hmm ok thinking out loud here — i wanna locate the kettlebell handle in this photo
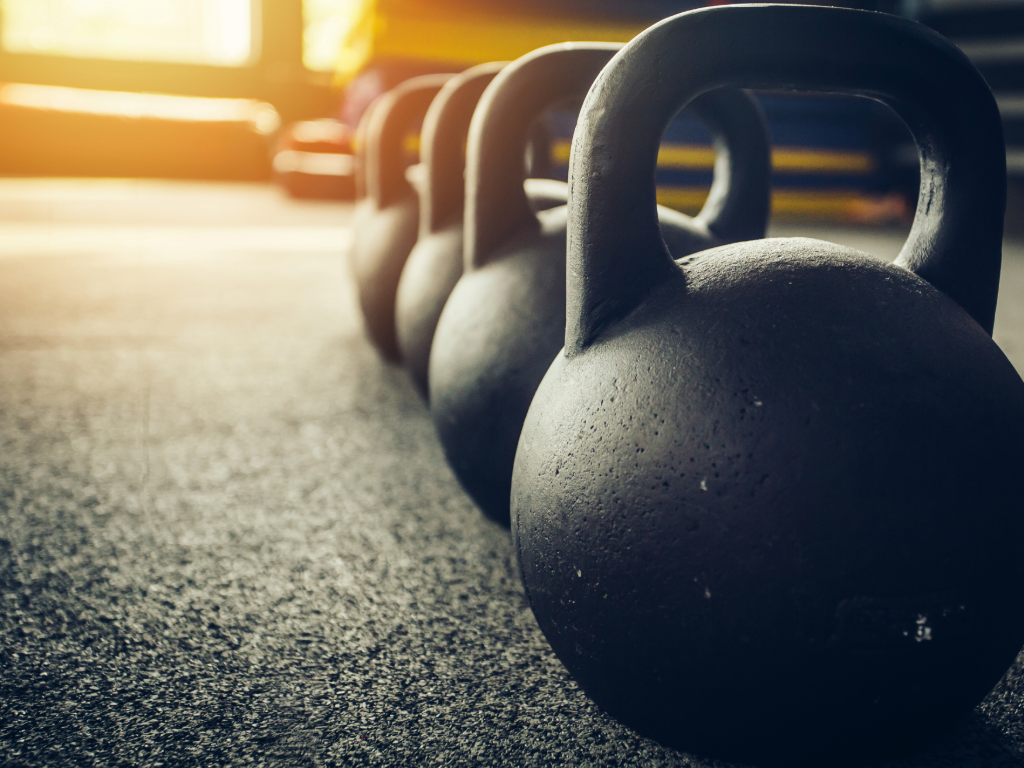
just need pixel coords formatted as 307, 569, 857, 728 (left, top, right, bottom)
465, 44, 619, 270
421, 63, 507, 236
366, 74, 454, 209
466, 43, 771, 271
566, 4, 1006, 352
353, 93, 383, 202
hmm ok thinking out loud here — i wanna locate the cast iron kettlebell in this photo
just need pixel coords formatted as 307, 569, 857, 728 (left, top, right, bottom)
347, 93, 384, 264
350, 73, 454, 361
430, 42, 771, 525
394, 62, 572, 399
512, 6, 1024, 767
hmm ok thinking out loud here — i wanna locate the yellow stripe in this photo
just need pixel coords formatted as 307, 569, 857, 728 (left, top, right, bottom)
655, 186, 910, 223
552, 141, 874, 174
373, 17, 644, 66
773, 148, 875, 174
654, 187, 711, 214
551, 143, 569, 164
657, 145, 717, 169
552, 142, 718, 168
769, 189, 908, 221
335, 0, 646, 84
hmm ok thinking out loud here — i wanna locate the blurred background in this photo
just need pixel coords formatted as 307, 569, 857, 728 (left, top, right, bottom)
0, 0, 1018, 225
5, 6, 1024, 765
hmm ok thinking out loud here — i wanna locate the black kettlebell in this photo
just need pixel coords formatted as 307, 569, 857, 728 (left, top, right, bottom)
350, 73, 454, 361
394, 62, 572, 400
430, 42, 771, 525
512, 6, 1024, 767
347, 93, 383, 263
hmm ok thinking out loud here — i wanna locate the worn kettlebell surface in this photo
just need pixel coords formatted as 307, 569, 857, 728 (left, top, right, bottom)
430, 42, 770, 527
1, 180, 1024, 766
510, 6, 1024, 766
514, 237, 1024, 765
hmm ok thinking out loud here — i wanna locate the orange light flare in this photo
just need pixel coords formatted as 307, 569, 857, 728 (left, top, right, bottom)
0, 84, 280, 180
0, 84, 280, 133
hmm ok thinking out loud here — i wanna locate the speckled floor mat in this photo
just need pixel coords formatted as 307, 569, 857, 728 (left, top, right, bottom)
1, 180, 1022, 767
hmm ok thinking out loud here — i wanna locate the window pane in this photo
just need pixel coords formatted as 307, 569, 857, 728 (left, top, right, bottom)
2, 0, 254, 66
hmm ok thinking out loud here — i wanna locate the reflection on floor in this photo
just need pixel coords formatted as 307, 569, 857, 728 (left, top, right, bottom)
0, 179, 1020, 371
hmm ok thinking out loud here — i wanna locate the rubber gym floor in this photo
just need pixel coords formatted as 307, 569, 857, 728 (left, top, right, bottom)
2, 179, 1023, 767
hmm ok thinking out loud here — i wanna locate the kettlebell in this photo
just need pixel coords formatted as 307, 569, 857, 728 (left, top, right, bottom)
511, 6, 1024, 767
350, 73, 454, 361
347, 93, 384, 263
430, 42, 771, 525
394, 62, 572, 400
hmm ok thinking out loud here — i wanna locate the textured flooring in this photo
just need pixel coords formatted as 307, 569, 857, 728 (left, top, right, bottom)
1, 179, 1023, 767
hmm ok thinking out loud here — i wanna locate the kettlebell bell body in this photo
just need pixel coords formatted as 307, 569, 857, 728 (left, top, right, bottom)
512, 7, 1024, 766
395, 63, 572, 399
430, 43, 771, 525
350, 73, 454, 361
396, 180, 568, 400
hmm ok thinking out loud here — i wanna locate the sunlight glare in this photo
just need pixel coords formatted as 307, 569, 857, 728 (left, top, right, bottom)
303, 0, 361, 72
1, 0, 254, 66
0, 83, 281, 134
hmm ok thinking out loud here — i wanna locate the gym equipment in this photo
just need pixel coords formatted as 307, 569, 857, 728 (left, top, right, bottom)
394, 62, 571, 399
430, 42, 771, 525
350, 74, 454, 360
511, 6, 1024, 766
